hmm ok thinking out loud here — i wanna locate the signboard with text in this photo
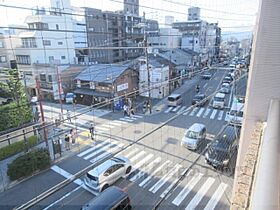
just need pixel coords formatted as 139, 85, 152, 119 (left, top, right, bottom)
117, 83, 128, 92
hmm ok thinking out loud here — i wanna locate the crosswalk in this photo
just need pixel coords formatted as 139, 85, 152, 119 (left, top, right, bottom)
73, 140, 230, 209
165, 106, 227, 121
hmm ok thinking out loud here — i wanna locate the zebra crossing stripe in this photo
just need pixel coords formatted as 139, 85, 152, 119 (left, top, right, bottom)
164, 107, 173, 113
204, 183, 228, 210
109, 121, 123, 126
129, 157, 161, 183
196, 108, 205, 117
185, 177, 215, 209
190, 107, 199, 116
95, 126, 110, 131
100, 124, 115, 128
172, 173, 203, 206
139, 160, 172, 188
83, 140, 119, 160
130, 151, 146, 162
132, 114, 143, 118
120, 148, 139, 159
130, 154, 154, 174
90, 143, 124, 163
177, 106, 186, 114
171, 105, 181, 112
77, 140, 109, 157
210, 109, 218, 119
203, 108, 211, 118
217, 110, 224, 120
114, 120, 128, 124
119, 118, 134, 122
124, 116, 137, 120
149, 164, 182, 194
51, 165, 83, 186
183, 109, 190, 116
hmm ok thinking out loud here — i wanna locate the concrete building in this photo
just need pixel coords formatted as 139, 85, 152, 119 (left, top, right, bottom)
148, 28, 181, 49
165, 16, 174, 28
124, 0, 139, 16
188, 7, 201, 21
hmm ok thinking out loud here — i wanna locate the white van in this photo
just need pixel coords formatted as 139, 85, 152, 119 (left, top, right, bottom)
181, 123, 206, 150
168, 94, 182, 107
213, 93, 226, 109
225, 102, 244, 126
65, 93, 75, 104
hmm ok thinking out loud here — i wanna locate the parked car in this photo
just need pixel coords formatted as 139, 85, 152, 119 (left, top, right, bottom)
192, 94, 208, 106
205, 125, 240, 170
201, 72, 212, 80
181, 123, 206, 150
84, 156, 132, 192
220, 83, 231, 94
223, 76, 232, 84
81, 186, 132, 210
65, 92, 76, 104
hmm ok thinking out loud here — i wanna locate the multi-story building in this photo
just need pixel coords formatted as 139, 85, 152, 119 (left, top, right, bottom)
188, 7, 201, 21
124, 0, 139, 16
165, 16, 174, 28
148, 28, 181, 49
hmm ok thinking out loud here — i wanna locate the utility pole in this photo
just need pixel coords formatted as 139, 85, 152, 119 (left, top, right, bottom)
143, 12, 152, 114
35, 77, 48, 147
56, 65, 63, 118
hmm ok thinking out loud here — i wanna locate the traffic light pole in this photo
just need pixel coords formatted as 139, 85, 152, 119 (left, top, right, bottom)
56, 65, 64, 118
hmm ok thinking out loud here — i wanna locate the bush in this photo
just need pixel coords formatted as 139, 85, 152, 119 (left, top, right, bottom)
0, 136, 38, 161
7, 148, 51, 181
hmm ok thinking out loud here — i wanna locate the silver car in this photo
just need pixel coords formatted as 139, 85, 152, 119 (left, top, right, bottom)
84, 156, 132, 192
181, 123, 206, 150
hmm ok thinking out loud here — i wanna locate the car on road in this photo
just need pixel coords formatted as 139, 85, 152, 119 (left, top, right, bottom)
205, 125, 240, 171
212, 93, 226, 109
81, 186, 132, 210
201, 72, 212, 79
167, 94, 182, 107
65, 92, 76, 104
225, 101, 244, 126
220, 83, 231, 94
181, 123, 206, 150
223, 76, 232, 84
84, 156, 132, 192
192, 94, 208, 106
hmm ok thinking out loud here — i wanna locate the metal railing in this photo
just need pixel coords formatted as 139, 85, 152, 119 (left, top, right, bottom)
251, 99, 280, 210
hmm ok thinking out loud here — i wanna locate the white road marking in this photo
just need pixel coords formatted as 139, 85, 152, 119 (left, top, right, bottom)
130, 151, 146, 162
185, 177, 215, 209
196, 108, 205, 117
130, 153, 154, 174
120, 148, 139, 159
210, 109, 218, 119
95, 126, 110, 131
108, 121, 122, 126
182, 109, 190, 116
101, 124, 115, 128
171, 105, 181, 113
90, 143, 124, 163
63, 123, 88, 131
217, 110, 224, 120
132, 114, 143, 118
164, 107, 173, 113
190, 107, 199, 116
83, 140, 119, 160
119, 118, 134, 122
139, 160, 172, 188
77, 140, 109, 157
203, 108, 211, 118
149, 164, 182, 194
129, 157, 161, 182
203, 83, 208, 89
114, 120, 128, 124
51, 165, 83, 186
172, 173, 203, 206
177, 106, 186, 114
124, 116, 137, 120
204, 183, 228, 210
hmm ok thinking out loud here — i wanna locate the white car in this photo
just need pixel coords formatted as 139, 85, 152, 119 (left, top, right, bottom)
84, 156, 132, 192
220, 83, 231, 94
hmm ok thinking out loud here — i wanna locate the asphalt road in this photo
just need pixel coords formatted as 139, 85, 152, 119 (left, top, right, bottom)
0, 67, 248, 210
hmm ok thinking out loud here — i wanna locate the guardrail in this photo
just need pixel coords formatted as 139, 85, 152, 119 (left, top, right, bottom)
251, 99, 280, 210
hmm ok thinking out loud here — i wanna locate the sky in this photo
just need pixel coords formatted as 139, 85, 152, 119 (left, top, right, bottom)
0, 0, 259, 39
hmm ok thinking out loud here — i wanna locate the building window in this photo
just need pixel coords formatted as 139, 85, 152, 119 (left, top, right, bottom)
48, 75, 52, 82
43, 40, 51, 46
61, 56, 66, 59
0, 41, 4, 48
49, 56, 54, 63
16, 55, 31, 65
58, 41, 63, 45
22, 38, 37, 48
0, 56, 6, 63
40, 73, 46, 82
56, 24, 59, 30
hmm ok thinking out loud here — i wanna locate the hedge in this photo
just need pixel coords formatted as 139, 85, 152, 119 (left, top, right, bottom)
0, 136, 38, 161
7, 148, 51, 181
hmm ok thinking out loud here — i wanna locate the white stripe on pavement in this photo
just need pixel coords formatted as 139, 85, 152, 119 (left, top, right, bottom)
185, 177, 215, 209
83, 140, 119, 160
196, 108, 205, 117
189, 107, 199, 116
217, 110, 224, 121
51, 165, 83, 186
172, 173, 203, 206
164, 107, 173, 113
120, 148, 139, 159
139, 160, 172, 188
204, 183, 228, 210
95, 126, 110, 131
171, 105, 181, 113
149, 164, 182, 194
177, 106, 186, 114
183, 109, 190, 116
119, 118, 134, 122
109, 121, 123, 126
101, 124, 115, 128
210, 109, 218, 119
130, 151, 146, 162
77, 140, 109, 157
63, 123, 88, 131
124, 116, 137, 120
130, 157, 161, 183
203, 108, 211, 118
114, 120, 128, 124
132, 114, 143, 118
130, 153, 154, 174
90, 143, 124, 163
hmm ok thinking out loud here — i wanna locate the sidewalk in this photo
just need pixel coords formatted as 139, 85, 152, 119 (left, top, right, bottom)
145, 76, 201, 115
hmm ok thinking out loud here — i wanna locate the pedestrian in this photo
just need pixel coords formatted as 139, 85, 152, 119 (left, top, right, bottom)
66, 110, 71, 123
89, 123, 95, 141
65, 134, 70, 150
130, 106, 135, 115
196, 84, 200, 93
123, 104, 128, 116
70, 128, 77, 145
147, 101, 152, 114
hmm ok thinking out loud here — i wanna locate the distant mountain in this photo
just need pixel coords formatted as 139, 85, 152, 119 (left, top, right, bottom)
222, 31, 253, 41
